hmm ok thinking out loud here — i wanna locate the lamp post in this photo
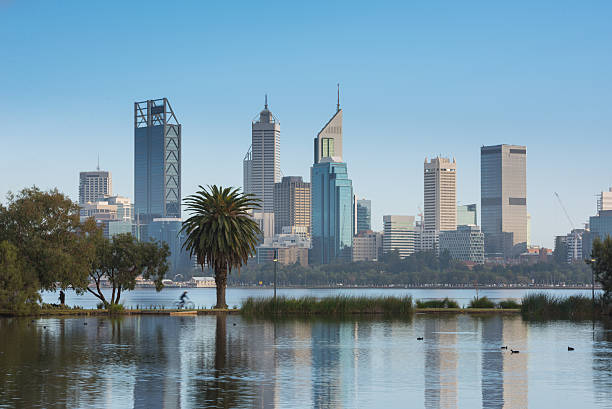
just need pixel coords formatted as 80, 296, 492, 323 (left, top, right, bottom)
591, 258, 596, 306
273, 249, 278, 303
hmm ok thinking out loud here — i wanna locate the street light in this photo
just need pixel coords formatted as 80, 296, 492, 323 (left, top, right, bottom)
591, 258, 596, 306
273, 249, 278, 303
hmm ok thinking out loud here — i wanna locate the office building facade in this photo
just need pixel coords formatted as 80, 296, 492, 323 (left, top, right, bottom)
457, 204, 477, 226
383, 215, 417, 258
352, 230, 383, 261
246, 98, 281, 213
274, 176, 311, 236
424, 157, 457, 232
311, 162, 354, 264
79, 171, 112, 204
355, 199, 372, 234
439, 225, 485, 264
481, 144, 527, 256
134, 98, 181, 224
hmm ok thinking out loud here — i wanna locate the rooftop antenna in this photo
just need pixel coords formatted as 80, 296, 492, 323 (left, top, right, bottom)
337, 83, 340, 112
264, 94, 268, 110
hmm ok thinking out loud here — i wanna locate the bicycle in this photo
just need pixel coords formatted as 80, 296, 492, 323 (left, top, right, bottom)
174, 300, 195, 310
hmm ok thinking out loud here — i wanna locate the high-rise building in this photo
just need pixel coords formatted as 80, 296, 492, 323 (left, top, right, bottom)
243, 146, 252, 196
79, 170, 112, 204
424, 157, 457, 232
457, 204, 477, 226
355, 199, 372, 235
134, 98, 181, 224
481, 144, 527, 256
311, 91, 353, 264
598, 187, 612, 212
79, 195, 133, 239
439, 225, 485, 264
383, 215, 417, 258
313, 87, 342, 164
274, 176, 311, 236
352, 230, 383, 261
311, 162, 354, 264
248, 97, 281, 213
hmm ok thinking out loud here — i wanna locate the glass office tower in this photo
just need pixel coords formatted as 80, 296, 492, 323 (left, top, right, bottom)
481, 144, 527, 257
311, 161, 354, 264
134, 98, 181, 226
356, 199, 371, 234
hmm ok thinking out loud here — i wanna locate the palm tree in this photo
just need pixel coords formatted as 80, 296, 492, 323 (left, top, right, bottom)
181, 185, 261, 308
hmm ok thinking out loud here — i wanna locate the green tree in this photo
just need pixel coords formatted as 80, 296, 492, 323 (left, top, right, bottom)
87, 232, 170, 307
589, 236, 612, 303
181, 185, 261, 308
0, 187, 92, 292
0, 241, 40, 312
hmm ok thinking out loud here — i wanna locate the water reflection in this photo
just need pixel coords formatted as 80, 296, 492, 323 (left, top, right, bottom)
0, 315, 610, 408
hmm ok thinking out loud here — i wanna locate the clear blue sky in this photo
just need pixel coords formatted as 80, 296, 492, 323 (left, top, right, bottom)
1, 0, 611, 247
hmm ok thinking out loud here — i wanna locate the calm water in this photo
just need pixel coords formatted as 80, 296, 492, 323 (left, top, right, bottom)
41, 287, 599, 309
0, 314, 610, 408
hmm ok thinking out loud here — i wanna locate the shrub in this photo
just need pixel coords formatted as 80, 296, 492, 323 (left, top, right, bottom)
415, 298, 459, 309
107, 303, 125, 314
498, 299, 521, 309
468, 296, 495, 308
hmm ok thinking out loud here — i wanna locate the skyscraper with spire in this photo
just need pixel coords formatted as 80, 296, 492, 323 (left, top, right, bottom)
243, 96, 280, 237
311, 85, 354, 264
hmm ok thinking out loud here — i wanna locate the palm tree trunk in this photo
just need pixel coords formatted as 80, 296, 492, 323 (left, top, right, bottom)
214, 268, 228, 309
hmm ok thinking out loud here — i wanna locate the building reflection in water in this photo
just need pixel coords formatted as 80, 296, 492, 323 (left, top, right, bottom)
480, 315, 528, 409
593, 320, 612, 405
424, 317, 457, 409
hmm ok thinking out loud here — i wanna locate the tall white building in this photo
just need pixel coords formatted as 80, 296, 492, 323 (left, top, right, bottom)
424, 157, 457, 232
79, 170, 112, 204
383, 215, 417, 258
247, 97, 281, 214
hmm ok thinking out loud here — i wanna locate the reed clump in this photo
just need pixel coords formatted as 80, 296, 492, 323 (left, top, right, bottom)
521, 293, 599, 320
241, 295, 413, 316
415, 298, 460, 309
468, 296, 496, 309
498, 299, 521, 309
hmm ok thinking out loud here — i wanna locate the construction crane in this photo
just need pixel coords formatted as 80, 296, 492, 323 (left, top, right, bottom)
554, 192, 575, 229
554, 192, 579, 262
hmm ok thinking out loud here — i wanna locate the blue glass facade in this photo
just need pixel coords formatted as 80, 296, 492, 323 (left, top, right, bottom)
134, 99, 181, 225
148, 218, 191, 275
311, 161, 354, 264
356, 199, 371, 234
590, 210, 612, 240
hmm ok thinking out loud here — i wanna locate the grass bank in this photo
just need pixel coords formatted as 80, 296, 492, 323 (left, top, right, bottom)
520, 293, 607, 320
241, 295, 414, 316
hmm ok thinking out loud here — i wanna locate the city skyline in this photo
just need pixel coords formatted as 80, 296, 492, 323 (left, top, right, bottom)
2, 1, 612, 248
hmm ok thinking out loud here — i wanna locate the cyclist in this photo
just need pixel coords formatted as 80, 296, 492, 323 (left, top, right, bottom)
178, 291, 189, 309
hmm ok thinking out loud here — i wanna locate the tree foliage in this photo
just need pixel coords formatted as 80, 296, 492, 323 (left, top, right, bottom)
0, 187, 92, 291
87, 231, 170, 307
589, 235, 612, 302
0, 241, 41, 312
181, 185, 261, 308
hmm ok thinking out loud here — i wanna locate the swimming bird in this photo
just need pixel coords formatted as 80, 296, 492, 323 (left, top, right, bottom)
511, 349, 519, 354
568, 346, 574, 351
84, 322, 88, 325
417, 337, 424, 340
501, 346, 508, 350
